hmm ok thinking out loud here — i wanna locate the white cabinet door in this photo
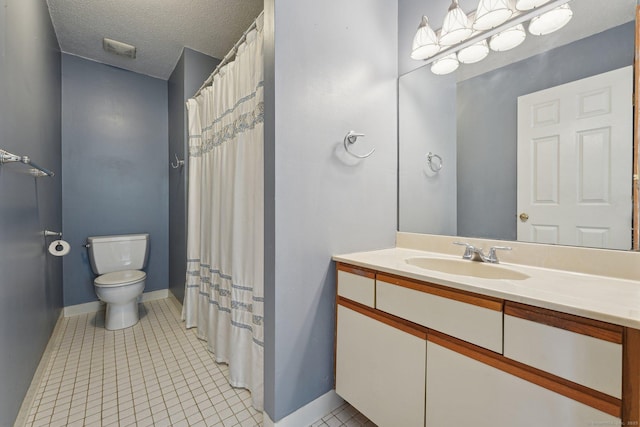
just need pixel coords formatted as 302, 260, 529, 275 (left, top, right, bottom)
426, 340, 621, 427
336, 304, 426, 427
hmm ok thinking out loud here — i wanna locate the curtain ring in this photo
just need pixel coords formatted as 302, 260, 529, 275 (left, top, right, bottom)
426, 152, 443, 173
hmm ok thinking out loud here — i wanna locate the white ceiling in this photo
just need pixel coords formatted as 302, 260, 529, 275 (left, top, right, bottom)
46, 0, 264, 80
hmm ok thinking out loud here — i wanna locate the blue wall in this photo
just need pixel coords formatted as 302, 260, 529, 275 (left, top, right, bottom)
0, 1, 62, 425
168, 48, 219, 303
168, 51, 186, 302
264, 0, 398, 421
62, 54, 169, 306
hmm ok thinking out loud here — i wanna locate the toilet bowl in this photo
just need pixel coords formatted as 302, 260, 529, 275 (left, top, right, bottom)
87, 233, 149, 330
94, 270, 146, 330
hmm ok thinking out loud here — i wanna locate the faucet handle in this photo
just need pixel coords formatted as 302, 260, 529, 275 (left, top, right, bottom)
453, 241, 472, 247
488, 246, 512, 263
453, 241, 475, 259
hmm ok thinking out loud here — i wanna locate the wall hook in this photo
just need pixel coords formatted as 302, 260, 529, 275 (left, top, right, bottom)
343, 130, 375, 159
170, 153, 185, 169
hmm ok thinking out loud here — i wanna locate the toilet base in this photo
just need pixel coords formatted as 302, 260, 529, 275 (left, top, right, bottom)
105, 300, 140, 330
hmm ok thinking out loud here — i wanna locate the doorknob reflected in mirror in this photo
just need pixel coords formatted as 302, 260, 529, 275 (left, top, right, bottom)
519, 213, 529, 222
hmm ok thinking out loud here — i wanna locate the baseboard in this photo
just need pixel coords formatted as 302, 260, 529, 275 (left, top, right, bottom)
167, 290, 183, 315
63, 300, 104, 317
140, 289, 169, 303
14, 310, 66, 427
262, 390, 344, 427
63, 289, 170, 317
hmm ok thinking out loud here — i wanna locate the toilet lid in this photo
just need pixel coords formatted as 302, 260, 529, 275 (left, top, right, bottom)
95, 270, 146, 287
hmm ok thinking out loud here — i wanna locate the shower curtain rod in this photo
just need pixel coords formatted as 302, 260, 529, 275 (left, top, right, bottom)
194, 10, 264, 98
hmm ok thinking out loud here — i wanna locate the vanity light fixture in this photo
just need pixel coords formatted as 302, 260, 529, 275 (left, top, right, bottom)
411, 16, 440, 60
473, 0, 515, 31
431, 53, 460, 75
528, 3, 573, 35
410, 0, 572, 75
515, 0, 551, 11
458, 40, 490, 63
489, 23, 527, 51
440, 0, 473, 46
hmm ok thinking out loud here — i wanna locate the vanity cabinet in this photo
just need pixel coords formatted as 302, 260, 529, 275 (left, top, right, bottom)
334, 262, 636, 427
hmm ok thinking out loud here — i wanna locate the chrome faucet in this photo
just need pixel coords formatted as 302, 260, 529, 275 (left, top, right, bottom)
453, 242, 511, 263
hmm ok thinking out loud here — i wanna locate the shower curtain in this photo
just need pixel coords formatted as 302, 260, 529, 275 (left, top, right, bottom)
183, 14, 264, 411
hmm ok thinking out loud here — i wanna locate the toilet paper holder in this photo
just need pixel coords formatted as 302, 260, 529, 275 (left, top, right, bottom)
44, 230, 62, 238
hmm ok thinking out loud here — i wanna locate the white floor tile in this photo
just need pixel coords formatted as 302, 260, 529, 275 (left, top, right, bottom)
19, 297, 373, 427
20, 299, 262, 427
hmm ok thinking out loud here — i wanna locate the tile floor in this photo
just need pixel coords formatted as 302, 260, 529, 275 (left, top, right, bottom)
20, 297, 373, 427
22, 298, 261, 427
313, 403, 376, 426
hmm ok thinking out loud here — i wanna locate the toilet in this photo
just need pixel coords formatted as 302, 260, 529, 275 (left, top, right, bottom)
87, 233, 149, 330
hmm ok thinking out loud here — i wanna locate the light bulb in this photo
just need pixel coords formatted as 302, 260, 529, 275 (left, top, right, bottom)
440, 0, 473, 46
528, 4, 573, 35
515, 0, 550, 11
457, 40, 489, 64
411, 16, 440, 60
473, 0, 514, 31
490, 23, 526, 51
431, 53, 459, 75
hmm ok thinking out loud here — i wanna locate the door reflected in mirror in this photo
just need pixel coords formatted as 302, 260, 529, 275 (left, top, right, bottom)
398, 0, 637, 251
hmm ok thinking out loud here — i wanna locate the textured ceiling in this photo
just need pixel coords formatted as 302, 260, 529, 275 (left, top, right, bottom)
46, 0, 264, 80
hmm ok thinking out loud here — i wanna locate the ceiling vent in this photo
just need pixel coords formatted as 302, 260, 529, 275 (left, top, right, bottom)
102, 38, 137, 59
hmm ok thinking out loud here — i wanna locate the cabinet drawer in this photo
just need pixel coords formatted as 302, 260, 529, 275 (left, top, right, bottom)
337, 264, 375, 308
504, 302, 623, 398
376, 274, 503, 353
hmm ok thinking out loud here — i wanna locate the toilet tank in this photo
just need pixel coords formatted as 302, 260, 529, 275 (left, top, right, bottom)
87, 233, 149, 275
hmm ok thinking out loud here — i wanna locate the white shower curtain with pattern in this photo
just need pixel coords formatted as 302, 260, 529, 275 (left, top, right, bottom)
183, 15, 264, 411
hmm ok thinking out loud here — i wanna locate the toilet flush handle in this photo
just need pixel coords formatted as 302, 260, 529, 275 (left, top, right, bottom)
83, 243, 91, 248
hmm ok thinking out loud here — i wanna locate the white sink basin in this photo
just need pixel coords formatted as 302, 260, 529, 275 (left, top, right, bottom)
405, 257, 529, 281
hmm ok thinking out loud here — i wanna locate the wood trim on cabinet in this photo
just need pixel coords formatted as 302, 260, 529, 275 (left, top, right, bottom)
504, 301, 623, 344
333, 265, 339, 387
633, 4, 640, 250
337, 296, 428, 340
336, 263, 376, 280
428, 330, 622, 418
376, 272, 503, 312
623, 327, 640, 425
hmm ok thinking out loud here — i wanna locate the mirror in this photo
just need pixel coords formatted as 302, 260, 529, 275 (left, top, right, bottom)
398, 0, 637, 250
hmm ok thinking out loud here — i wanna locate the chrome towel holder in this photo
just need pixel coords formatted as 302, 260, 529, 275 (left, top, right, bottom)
426, 152, 443, 173
343, 130, 375, 159
0, 148, 55, 177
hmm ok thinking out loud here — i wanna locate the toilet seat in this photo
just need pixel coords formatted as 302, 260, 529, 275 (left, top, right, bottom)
95, 270, 146, 287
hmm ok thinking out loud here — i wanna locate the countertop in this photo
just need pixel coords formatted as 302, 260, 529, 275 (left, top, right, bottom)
333, 247, 640, 329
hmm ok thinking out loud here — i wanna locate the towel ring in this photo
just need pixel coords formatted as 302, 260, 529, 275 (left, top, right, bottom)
426, 152, 443, 173
343, 130, 375, 159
